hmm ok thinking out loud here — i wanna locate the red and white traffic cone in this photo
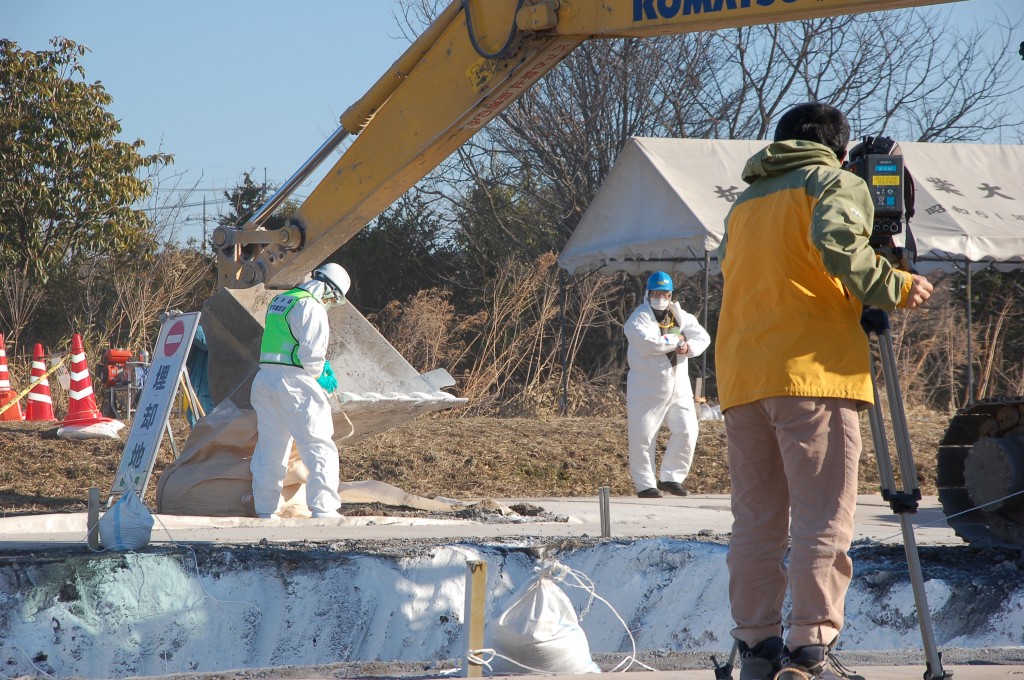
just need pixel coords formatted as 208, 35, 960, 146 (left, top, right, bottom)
0, 333, 23, 421
25, 343, 56, 422
60, 333, 113, 427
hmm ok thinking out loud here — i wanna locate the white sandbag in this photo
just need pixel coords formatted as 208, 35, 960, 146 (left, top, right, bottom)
487, 564, 601, 675
57, 420, 124, 440
98, 488, 154, 551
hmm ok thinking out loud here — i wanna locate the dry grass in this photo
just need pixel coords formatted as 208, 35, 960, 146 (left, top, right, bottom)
0, 419, 191, 515
0, 406, 950, 516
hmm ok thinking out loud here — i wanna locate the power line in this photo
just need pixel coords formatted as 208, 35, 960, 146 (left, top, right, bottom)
150, 186, 228, 193
137, 193, 309, 213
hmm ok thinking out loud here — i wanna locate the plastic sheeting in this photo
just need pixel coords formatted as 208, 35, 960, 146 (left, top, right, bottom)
156, 400, 466, 517
558, 137, 1024, 276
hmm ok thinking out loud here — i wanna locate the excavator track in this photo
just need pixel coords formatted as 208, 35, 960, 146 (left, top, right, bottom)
936, 398, 1024, 547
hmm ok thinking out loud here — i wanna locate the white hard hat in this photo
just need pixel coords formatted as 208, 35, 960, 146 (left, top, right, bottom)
312, 263, 351, 298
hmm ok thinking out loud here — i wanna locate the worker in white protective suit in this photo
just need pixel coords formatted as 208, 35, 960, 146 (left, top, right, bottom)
250, 263, 350, 519
624, 271, 711, 498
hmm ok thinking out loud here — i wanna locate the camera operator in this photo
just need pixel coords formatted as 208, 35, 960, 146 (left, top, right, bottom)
715, 102, 932, 680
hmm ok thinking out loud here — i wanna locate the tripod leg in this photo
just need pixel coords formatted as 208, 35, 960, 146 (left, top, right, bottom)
711, 639, 738, 680
871, 327, 949, 680
866, 373, 898, 498
876, 333, 921, 492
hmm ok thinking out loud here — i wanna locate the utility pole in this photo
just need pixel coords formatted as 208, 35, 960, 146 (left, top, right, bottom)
202, 196, 208, 254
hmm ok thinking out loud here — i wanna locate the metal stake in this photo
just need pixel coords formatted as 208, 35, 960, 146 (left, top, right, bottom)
599, 486, 611, 538
87, 487, 100, 550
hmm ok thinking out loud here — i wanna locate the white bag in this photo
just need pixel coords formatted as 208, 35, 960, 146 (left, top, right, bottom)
57, 420, 125, 440
487, 565, 601, 674
98, 488, 154, 551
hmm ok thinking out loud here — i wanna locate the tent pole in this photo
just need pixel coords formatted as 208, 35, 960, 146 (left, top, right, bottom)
559, 269, 569, 416
702, 251, 710, 390
966, 259, 974, 407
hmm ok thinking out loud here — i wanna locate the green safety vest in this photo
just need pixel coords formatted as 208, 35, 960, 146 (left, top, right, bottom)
259, 288, 313, 367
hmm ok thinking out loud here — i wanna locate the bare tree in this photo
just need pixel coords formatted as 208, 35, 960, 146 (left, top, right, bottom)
478, 8, 1022, 234
386, 2, 1024, 409
706, 12, 1023, 143
0, 270, 45, 351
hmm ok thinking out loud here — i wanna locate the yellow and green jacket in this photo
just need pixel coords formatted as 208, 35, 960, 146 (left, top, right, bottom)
716, 140, 912, 410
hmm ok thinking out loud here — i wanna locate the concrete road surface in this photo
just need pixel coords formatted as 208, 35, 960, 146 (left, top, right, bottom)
0, 494, 968, 549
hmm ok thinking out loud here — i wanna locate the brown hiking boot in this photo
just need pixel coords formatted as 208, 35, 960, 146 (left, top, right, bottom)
737, 636, 784, 680
774, 645, 837, 680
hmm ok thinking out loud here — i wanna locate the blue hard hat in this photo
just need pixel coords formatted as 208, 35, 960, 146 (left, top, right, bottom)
646, 271, 673, 292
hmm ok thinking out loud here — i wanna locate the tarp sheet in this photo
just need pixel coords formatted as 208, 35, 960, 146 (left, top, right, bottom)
558, 137, 1024, 275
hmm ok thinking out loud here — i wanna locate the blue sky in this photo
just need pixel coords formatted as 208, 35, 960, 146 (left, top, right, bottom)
5, 0, 1023, 245
5, 1, 408, 243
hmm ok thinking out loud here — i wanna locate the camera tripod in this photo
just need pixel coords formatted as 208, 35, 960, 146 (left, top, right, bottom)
861, 307, 949, 680
714, 308, 950, 680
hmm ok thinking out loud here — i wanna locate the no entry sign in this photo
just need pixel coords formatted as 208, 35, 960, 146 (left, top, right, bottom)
163, 320, 186, 357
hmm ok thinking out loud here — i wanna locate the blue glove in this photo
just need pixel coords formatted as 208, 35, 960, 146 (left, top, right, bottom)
317, 360, 338, 394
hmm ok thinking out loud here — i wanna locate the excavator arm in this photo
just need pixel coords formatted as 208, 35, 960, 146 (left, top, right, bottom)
213, 0, 960, 290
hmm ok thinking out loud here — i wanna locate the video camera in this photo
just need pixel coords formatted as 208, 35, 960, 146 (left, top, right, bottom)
843, 135, 917, 271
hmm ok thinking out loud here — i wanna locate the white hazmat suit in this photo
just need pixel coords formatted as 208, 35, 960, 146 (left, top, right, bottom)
624, 299, 711, 493
250, 279, 341, 517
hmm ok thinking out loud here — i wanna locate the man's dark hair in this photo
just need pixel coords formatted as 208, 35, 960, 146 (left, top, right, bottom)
774, 102, 851, 161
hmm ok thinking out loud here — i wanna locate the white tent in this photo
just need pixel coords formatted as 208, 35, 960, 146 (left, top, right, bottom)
558, 137, 1024, 276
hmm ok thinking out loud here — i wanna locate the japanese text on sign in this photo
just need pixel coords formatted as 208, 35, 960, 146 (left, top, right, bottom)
110, 313, 200, 500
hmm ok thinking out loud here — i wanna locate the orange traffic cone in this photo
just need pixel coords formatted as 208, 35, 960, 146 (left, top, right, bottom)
0, 333, 23, 421
25, 343, 56, 422
60, 333, 113, 427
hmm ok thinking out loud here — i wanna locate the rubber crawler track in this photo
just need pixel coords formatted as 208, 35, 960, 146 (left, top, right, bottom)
936, 398, 1024, 546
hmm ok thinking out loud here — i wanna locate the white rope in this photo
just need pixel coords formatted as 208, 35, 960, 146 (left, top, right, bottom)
68, 502, 265, 674
868, 487, 1024, 545
464, 647, 569, 675
80, 500, 263, 620
151, 512, 265, 621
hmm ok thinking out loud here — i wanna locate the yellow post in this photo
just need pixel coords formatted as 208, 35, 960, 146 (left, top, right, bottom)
463, 560, 488, 678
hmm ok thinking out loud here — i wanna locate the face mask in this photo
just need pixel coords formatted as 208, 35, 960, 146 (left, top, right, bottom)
650, 297, 670, 311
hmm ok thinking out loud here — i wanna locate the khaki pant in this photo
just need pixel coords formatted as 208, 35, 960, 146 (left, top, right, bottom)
725, 397, 860, 650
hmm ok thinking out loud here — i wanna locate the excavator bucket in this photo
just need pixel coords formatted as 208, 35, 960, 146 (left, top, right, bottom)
200, 285, 465, 442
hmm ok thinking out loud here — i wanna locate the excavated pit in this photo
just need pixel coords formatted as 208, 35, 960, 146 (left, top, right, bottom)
2, 536, 1023, 678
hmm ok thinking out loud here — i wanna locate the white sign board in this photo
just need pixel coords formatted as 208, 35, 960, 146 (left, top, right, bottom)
110, 311, 200, 500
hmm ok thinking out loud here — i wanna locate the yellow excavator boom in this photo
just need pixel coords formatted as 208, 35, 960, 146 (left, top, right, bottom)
213, 0, 960, 290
